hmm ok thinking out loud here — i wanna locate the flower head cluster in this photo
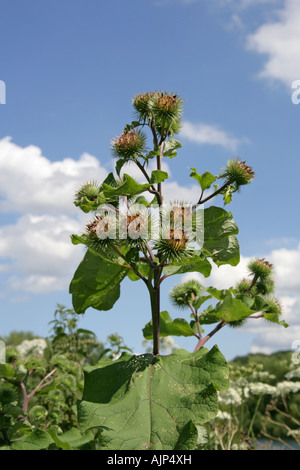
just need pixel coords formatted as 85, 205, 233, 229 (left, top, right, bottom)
236, 275, 275, 297
154, 202, 196, 263
119, 204, 155, 247
149, 91, 183, 136
248, 258, 273, 281
264, 297, 282, 317
219, 159, 255, 189
85, 212, 117, 250
169, 279, 203, 310
133, 90, 183, 137
132, 92, 156, 120
111, 129, 147, 161
75, 181, 99, 201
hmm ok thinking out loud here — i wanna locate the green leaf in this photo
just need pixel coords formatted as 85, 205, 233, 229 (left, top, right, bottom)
74, 193, 107, 213
175, 421, 199, 450
142, 311, 198, 339
204, 235, 240, 267
124, 120, 141, 132
251, 295, 270, 312
162, 139, 182, 158
0, 363, 16, 379
146, 149, 160, 159
235, 294, 255, 309
70, 234, 130, 266
213, 293, 254, 322
76, 328, 96, 337
47, 427, 95, 450
202, 206, 240, 266
150, 169, 169, 184
189, 169, 216, 191
78, 347, 229, 450
101, 172, 118, 188
262, 313, 289, 328
193, 294, 212, 311
222, 185, 233, 205
163, 254, 212, 278
115, 158, 127, 177
198, 305, 220, 325
102, 174, 152, 198
134, 195, 151, 207
11, 429, 54, 450
204, 206, 239, 240
69, 250, 129, 314
206, 287, 232, 300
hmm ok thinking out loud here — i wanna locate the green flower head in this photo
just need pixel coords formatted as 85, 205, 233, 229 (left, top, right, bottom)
75, 181, 100, 203
169, 279, 203, 310
111, 129, 147, 161
148, 91, 184, 136
219, 159, 255, 188
248, 257, 273, 280
132, 91, 156, 120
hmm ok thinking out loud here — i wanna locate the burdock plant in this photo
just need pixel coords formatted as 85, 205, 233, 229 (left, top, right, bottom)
69, 91, 287, 451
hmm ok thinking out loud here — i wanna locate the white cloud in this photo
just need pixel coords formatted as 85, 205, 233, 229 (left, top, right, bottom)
0, 214, 85, 293
247, 0, 300, 87
180, 121, 248, 152
0, 137, 108, 214
0, 137, 111, 294
236, 0, 281, 9
0, 137, 298, 360
0, 137, 203, 295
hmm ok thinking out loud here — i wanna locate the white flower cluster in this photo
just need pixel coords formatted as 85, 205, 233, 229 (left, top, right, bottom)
16, 338, 48, 358
251, 370, 275, 381
218, 377, 300, 404
218, 387, 242, 406
274, 381, 300, 396
285, 367, 300, 380
244, 382, 276, 397
216, 410, 232, 421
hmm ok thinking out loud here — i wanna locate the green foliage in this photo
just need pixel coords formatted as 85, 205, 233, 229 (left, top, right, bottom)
0, 305, 131, 450
78, 346, 229, 450
69, 250, 129, 314
0, 90, 282, 450
142, 310, 199, 339
204, 351, 300, 450
66, 90, 288, 450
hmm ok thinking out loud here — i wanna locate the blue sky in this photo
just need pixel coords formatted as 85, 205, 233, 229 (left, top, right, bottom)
0, 0, 299, 360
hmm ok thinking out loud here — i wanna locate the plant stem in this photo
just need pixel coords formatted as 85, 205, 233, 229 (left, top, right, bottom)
149, 276, 160, 355
188, 302, 202, 340
197, 181, 230, 205
21, 368, 57, 414
247, 393, 263, 438
245, 274, 258, 295
148, 130, 165, 356
193, 320, 226, 352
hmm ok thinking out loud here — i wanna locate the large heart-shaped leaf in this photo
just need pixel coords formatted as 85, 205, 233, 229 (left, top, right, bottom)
78, 347, 229, 450
69, 250, 129, 314
202, 206, 240, 266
